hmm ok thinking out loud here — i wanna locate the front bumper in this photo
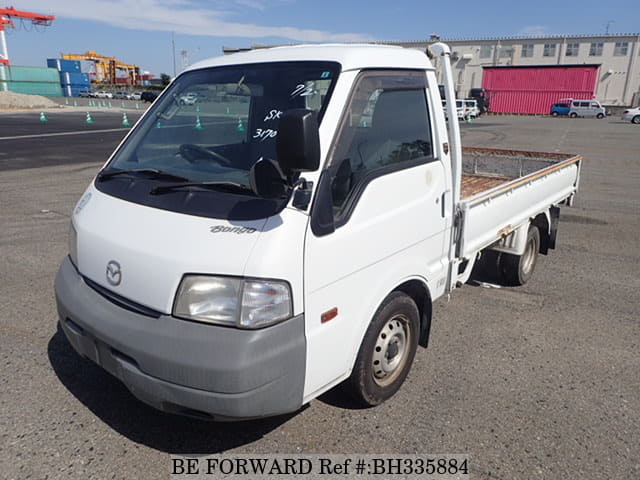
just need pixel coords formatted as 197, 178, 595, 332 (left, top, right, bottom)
54, 257, 306, 420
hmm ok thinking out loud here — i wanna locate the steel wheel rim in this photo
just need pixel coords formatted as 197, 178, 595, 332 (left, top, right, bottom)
522, 236, 537, 275
372, 314, 409, 386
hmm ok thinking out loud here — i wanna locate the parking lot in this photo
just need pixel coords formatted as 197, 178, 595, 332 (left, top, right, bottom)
1, 112, 638, 479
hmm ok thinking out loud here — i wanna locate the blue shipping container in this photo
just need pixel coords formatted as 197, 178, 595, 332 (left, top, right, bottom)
63, 85, 92, 97
59, 71, 90, 85
47, 58, 81, 73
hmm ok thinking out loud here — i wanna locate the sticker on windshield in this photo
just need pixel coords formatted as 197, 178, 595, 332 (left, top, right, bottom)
290, 83, 316, 98
253, 128, 278, 141
263, 110, 283, 122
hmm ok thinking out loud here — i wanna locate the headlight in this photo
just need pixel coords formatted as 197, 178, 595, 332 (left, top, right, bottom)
68, 222, 78, 267
173, 275, 292, 329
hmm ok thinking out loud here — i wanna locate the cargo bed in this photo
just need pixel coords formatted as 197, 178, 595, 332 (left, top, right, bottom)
457, 147, 582, 260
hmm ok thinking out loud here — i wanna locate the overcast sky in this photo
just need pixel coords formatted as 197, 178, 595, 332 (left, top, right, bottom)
4, 0, 640, 77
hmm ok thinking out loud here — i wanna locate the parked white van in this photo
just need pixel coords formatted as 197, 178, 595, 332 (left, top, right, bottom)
568, 99, 606, 118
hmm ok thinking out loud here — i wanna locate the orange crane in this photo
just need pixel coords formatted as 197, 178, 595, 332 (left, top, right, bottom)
62, 50, 139, 85
0, 6, 55, 65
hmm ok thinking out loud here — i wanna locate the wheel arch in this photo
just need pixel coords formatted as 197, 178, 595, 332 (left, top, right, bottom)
531, 211, 551, 255
395, 279, 433, 348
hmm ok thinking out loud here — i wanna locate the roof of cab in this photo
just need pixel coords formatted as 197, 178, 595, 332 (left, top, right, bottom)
187, 44, 434, 73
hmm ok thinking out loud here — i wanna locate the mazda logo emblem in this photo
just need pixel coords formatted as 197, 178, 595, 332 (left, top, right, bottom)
106, 260, 122, 286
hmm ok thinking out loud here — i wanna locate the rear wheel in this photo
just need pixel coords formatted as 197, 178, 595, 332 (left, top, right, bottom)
632, 115, 640, 124
500, 226, 540, 286
569, 112, 578, 118
347, 292, 419, 406
551, 111, 559, 117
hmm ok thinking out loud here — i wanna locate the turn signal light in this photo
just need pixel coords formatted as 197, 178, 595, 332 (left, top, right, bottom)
321, 307, 338, 323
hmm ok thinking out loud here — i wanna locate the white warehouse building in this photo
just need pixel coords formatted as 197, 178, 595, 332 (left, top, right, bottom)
226, 33, 640, 114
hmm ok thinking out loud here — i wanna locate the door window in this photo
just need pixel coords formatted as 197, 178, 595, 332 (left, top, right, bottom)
327, 71, 434, 222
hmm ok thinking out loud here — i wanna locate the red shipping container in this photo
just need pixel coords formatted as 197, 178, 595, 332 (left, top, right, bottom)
482, 65, 599, 114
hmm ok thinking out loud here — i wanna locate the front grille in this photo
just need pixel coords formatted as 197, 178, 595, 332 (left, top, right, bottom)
83, 276, 163, 318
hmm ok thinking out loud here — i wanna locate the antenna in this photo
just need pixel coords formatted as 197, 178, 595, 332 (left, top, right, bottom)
604, 20, 614, 35
181, 49, 189, 70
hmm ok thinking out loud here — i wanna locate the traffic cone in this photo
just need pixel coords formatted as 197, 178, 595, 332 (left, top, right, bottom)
195, 114, 203, 130
236, 117, 245, 132
156, 121, 162, 129
121, 102, 125, 109
65, 98, 69, 105
122, 112, 131, 127
86, 112, 94, 124
466, 115, 473, 124
39, 112, 48, 122
108, 101, 112, 109
73, 100, 78, 107
135, 103, 140, 110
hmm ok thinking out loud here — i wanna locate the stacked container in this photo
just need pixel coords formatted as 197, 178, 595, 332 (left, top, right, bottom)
0, 65, 62, 97
48, 58, 92, 97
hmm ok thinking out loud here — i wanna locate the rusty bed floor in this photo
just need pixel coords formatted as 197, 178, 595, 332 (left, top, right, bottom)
461, 174, 511, 199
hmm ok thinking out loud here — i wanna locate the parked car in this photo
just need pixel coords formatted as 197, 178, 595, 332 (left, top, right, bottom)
550, 102, 571, 116
443, 99, 473, 121
94, 91, 113, 99
568, 99, 606, 118
463, 99, 480, 118
469, 87, 490, 114
141, 90, 159, 103
78, 90, 93, 98
112, 91, 130, 100
129, 92, 142, 101
178, 92, 201, 105
621, 106, 640, 124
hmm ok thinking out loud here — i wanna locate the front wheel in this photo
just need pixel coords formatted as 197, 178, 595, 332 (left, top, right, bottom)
500, 226, 540, 286
551, 112, 559, 117
596, 113, 604, 119
346, 292, 419, 406
632, 115, 640, 124
569, 112, 578, 118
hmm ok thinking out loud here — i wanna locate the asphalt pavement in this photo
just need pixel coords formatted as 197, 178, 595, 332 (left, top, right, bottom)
0, 112, 638, 479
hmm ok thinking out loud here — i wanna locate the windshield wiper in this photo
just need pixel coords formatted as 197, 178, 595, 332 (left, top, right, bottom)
150, 181, 255, 196
98, 168, 190, 182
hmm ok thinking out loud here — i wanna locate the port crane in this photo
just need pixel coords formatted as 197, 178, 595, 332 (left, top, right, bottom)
62, 50, 139, 85
0, 6, 55, 65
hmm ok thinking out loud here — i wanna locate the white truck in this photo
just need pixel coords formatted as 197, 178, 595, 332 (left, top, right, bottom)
54, 43, 582, 420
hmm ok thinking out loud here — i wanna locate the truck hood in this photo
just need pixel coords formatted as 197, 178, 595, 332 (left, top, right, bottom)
73, 187, 267, 313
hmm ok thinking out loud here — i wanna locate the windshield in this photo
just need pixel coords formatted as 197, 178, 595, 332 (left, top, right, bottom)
95, 61, 340, 220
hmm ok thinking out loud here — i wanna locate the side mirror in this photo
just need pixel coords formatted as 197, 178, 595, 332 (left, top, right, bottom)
276, 109, 320, 173
249, 158, 289, 199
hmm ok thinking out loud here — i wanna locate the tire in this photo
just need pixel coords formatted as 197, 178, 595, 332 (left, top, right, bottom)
551, 112, 558, 117
569, 112, 578, 118
596, 113, 604, 119
632, 115, 640, 124
347, 292, 420, 407
500, 226, 540, 286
